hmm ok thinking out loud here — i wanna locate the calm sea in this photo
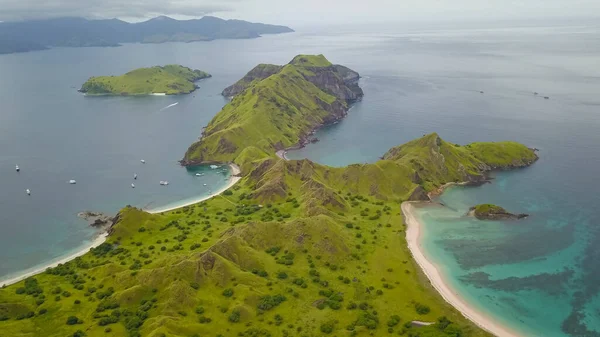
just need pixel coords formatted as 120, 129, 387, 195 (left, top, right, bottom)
0, 19, 598, 336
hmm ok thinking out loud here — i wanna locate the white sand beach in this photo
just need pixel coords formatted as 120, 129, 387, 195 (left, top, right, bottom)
1, 164, 241, 287
0, 232, 108, 287
401, 202, 522, 337
147, 163, 241, 214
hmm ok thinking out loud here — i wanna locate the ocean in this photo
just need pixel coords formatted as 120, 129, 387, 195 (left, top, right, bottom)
0, 18, 599, 336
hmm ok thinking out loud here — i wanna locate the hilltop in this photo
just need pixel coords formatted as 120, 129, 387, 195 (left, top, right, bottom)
182, 55, 363, 166
0, 55, 537, 337
79, 65, 211, 96
0, 16, 294, 55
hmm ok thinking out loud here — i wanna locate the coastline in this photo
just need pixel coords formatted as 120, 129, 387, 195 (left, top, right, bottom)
0, 163, 241, 287
0, 232, 108, 287
401, 202, 523, 337
147, 163, 241, 214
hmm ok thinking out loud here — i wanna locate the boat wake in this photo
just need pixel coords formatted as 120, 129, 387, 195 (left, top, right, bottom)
160, 102, 179, 111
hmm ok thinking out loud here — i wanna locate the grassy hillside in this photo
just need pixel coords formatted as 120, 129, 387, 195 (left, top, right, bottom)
182, 55, 363, 166
0, 55, 539, 337
0, 183, 490, 337
80, 65, 211, 96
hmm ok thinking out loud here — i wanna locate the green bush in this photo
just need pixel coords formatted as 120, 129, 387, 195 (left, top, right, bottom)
415, 302, 430, 315
229, 310, 241, 323
222, 288, 234, 297
66, 315, 81, 325
320, 321, 335, 334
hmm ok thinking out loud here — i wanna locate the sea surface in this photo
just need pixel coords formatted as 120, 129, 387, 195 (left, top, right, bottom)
1, 19, 599, 336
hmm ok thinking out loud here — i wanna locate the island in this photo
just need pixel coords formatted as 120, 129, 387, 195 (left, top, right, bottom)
469, 204, 529, 220
0, 55, 537, 337
79, 65, 211, 96
0, 16, 294, 55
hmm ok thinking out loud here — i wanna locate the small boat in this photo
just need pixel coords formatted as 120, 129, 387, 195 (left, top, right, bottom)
210, 165, 219, 169
131, 183, 135, 188
544, 96, 550, 99
26, 189, 31, 195
15, 165, 20, 172
479, 91, 484, 94
534, 92, 539, 95
134, 173, 137, 180
203, 183, 207, 186
195, 173, 204, 177
159, 181, 169, 186
69, 180, 77, 184
140, 160, 146, 164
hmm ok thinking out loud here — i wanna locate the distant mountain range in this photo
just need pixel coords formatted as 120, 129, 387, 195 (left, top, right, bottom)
0, 16, 294, 54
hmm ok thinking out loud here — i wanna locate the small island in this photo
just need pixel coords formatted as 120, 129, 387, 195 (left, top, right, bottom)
79, 65, 211, 96
469, 204, 529, 220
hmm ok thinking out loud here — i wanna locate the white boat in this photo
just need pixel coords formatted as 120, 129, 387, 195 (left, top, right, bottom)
134, 174, 137, 180
203, 183, 207, 186
26, 189, 30, 195
210, 165, 219, 169
140, 160, 146, 164
131, 183, 135, 188
159, 181, 169, 186
195, 173, 203, 177
69, 180, 77, 184
15, 165, 20, 172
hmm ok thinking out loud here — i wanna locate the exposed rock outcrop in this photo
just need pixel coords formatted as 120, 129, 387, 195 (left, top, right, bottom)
221, 64, 282, 97
77, 211, 115, 228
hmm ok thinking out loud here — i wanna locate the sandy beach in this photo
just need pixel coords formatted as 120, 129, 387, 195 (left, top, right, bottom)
147, 163, 241, 214
1, 164, 241, 287
401, 202, 522, 337
0, 232, 108, 287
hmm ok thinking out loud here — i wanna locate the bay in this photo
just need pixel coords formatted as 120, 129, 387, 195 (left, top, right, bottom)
0, 19, 599, 336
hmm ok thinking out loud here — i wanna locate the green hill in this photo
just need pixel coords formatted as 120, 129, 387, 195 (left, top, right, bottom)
80, 65, 211, 96
182, 55, 363, 166
0, 55, 538, 337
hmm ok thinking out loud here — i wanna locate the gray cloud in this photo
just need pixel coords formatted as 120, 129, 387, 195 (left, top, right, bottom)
0, 0, 236, 21
0, 0, 598, 24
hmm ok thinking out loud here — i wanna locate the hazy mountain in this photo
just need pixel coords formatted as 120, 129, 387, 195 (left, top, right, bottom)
0, 16, 294, 54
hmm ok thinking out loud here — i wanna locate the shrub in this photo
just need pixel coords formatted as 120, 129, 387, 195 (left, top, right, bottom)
222, 288, 234, 297
66, 315, 81, 325
229, 310, 241, 323
320, 321, 335, 334
277, 272, 288, 279
387, 315, 401, 327
257, 294, 286, 311
415, 302, 430, 315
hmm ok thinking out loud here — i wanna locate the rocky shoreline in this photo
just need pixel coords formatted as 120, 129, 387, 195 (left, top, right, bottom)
77, 211, 116, 228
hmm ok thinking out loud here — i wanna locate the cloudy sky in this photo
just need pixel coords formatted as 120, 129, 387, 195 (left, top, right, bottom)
0, 0, 598, 24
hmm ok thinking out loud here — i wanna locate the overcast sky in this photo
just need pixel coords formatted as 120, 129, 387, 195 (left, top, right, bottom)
0, 0, 598, 25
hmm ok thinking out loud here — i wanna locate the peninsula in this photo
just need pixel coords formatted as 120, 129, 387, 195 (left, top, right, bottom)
79, 65, 211, 96
0, 55, 537, 337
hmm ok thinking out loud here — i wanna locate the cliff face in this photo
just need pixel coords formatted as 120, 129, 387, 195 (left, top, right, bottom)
221, 61, 363, 102
302, 65, 363, 103
221, 64, 283, 97
182, 55, 363, 166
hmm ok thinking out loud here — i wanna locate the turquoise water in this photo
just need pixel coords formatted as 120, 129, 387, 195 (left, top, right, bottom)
285, 21, 600, 336
0, 19, 599, 336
